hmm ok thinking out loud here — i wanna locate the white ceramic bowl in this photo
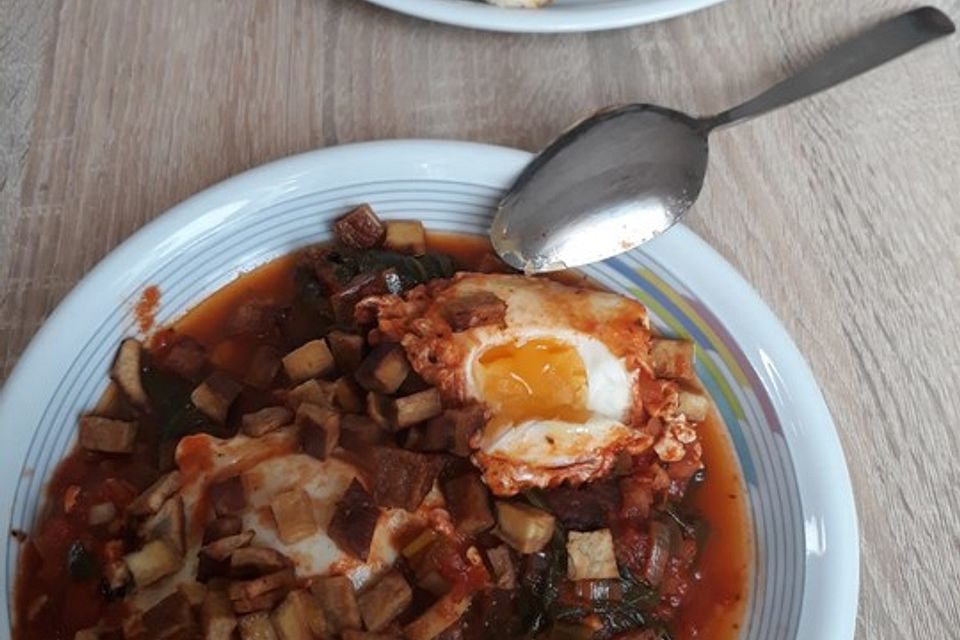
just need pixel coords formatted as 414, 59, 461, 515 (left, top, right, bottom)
364, 0, 726, 33
0, 140, 858, 639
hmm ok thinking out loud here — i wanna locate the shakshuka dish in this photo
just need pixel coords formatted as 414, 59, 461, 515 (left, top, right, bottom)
13, 205, 750, 640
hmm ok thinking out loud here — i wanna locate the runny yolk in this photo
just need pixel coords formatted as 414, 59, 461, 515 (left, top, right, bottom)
474, 338, 591, 433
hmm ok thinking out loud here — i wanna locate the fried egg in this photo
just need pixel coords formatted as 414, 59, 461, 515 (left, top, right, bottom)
365, 273, 660, 495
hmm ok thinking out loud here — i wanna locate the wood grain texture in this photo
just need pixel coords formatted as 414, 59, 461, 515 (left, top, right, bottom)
2, 0, 959, 637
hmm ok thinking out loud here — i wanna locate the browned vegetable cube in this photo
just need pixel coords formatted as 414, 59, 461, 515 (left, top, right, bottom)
331, 270, 403, 326
282, 339, 335, 383
270, 489, 317, 544
111, 337, 149, 409
87, 502, 117, 526
233, 588, 287, 615
328, 331, 366, 373
286, 378, 337, 411
245, 345, 282, 389
390, 388, 443, 430
649, 339, 696, 381
164, 336, 208, 381
124, 539, 183, 587
339, 414, 389, 452
78, 416, 138, 454
355, 343, 410, 394
201, 586, 237, 640
341, 632, 401, 640
228, 568, 296, 602
241, 406, 293, 437
334, 376, 365, 413
421, 405, 485, 456
142, 591, 198, 640
201, 530, 256, 561
334, 204, 387, 249
678, 389, 709, 421
179, 580, 207, 607
366, 392, 392, 429
566, 529, 619, 581
494, 501, 555, 554
328, 479, 380, 560
204, 516, 244, 544
297, 402, 341, 460
357, 570, 413, 632
403, 592, 472, 640
230, 546, 292, 578
310, 575, 362, 633
209, 476, 247, 516
370, 448, 445, 511
485, 545, 516, 589
382, 220, 426, 256
238, 611, 280, 640
140, 495, 185, 554
93, 381, 134, 419
128, 470, 182, 515
441, 291, 507, 332
441, 474, 494, 536
271, 589, 328, 640
192, 371, 243, 424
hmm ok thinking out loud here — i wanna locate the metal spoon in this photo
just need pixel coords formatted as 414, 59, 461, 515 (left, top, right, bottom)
492, 7, 955, 273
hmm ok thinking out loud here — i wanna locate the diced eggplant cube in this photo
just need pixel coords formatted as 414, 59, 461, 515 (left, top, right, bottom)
201, 586, 237, 640
494, 502, 556, 554
124, 539, 183, 588
209, 476, 248, 517
328, 331, 366, 373
241, 406, 294, 438
164, 336, 208, 381
382, 220, 426, 256
228, 568, 296, 602
485, 545, 516, 589
566, 529, 619, 581
421, 405, 485, 456
201, 530, 256, 561
230, 546, 292, 579
245, 345, 282, 390
678, 389, 709, 421
238, 611, 280, 640
93, 381, 134, 420
282, 339, 335, 384
204, 516, 244, 544
78, 416, 138, 454
111, 338, 149, 409
233, 588, 287, 615
339, 414, 389, 451
286, 378, 337, 411
355, 343, 410, 394
403, 592, 472, 640
297, 402, 341, 460
192, 371, 243, 424
142, 591, 198, 640
441, 291, 507, 332
649, 339, 696, 381
334, 204, 386, 249
370, 448, 445, 511
179, 580, 207, 607
391, 388, 443, 430
331, 271, 402, 326
310, 575, 362, 633
357, 570, 413, 632
140, 495, 186, 554
328, 479, 380, 561
270, 489, 317, 544
366, 392, 392, 429
128, 470, 182, 515
334, 376, 365, 413
271, 589, 328, 640
441, 474, 494, 536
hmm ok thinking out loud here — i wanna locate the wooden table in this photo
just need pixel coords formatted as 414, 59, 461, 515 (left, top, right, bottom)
2, 0, 959, 637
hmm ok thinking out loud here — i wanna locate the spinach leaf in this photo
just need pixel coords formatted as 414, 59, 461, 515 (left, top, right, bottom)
67, 540, 97, 581
141, 367, 207, 441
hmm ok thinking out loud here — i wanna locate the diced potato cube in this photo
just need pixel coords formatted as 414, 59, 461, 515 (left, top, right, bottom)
403, 592, 472, 640
282, 339, 335, 383
140, 495, 185, 554
370, 448, 445, 511
355, 343, 410, 394
229, 568, 296, 602
125, 539, 183, 587
238, 611, 280, 640
111, 338, 149, 408
334, 376, 365, 413
391, 388, 443, 430
339, 414, 389, 452
310, 575, 362, 633
245, 345, 282, 389
649, 339, 696, 381
78, 416, 138, 454
441, 291, 506, 332
442, 474, 494, 536
271, 589, 327, 640
334, 204, 386, 249
485, 545, 516, 589
357, 570, 412, 632
204, 516, 244, 543
328, 331, 366, 373
420, 405, 485, 456
286, 378, 337, 411
128, 470, 182, 515
494, 501, 555, 554
678, 389, 709, 421
270, 489, 317, 544
192, 371, 243, 424
383, 220, 426, 256
566, 529, 619, 581
201, 586, 237, 640
242, 406, 294, 437
297, 402, 341, 460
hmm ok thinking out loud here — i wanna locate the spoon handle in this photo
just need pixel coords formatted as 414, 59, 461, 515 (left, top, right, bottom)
704, 7, 955, 131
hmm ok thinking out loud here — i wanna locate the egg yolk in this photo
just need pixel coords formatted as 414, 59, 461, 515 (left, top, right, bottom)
474, 338, 591, 433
